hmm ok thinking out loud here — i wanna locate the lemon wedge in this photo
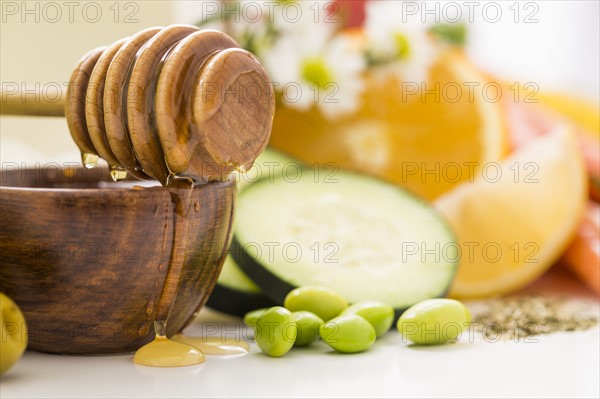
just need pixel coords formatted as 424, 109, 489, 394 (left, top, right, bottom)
435, 126, 587, 298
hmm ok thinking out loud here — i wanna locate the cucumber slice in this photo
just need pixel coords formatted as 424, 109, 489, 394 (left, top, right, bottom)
235, 147, 300, 192
208, 148, 296, 317
206, 256, 276, 317
218, 256, 263, 294
232, 171, 458, 314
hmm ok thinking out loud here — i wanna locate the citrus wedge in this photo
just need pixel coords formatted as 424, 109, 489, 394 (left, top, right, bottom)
505, 96, 600, 201
270, 50, 507, 200
536, 92, 600, 138
562, 201, 600, 294
435, 126, 587, 298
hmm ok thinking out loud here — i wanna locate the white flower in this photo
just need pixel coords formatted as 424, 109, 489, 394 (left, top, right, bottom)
226, 1, 275, 56
222, 1, 339, 58
263, 24, 365, 120
364, 1, 437, 84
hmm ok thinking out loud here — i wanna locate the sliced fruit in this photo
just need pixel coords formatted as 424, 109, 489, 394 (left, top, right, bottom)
270, 49, 507, 200
206, 257, 276, 317
207, 148, 296, 317
505, 97, 600, 201
232, 170, 458, 313
579, 134, 600, 202
217, 256, 263, 294
562, 202, 600, 294
235, 147, 298, 192
536, 92, 599, 138
435, 126, 587, 298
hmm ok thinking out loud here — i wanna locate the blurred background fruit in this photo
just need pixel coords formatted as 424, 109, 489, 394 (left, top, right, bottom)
270, 49, 507, 200
435, 127, 587, 297
561, 202, 600, 294
537, 93, 600, 137
0, 293, 27, 374
200, 0, 598, 300
506, 93, 600, 201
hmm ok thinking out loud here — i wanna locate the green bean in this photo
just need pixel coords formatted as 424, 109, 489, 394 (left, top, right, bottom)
243, 308, 268, 327
397, 299, 471, 345
320, 314, 376, 353
255, 307, 297, 357
342, 300, 394, 337
292, 311, 323, 347
284, 286, 348, 321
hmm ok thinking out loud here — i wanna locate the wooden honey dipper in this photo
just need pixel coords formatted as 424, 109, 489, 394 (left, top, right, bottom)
1, 25, 275, 185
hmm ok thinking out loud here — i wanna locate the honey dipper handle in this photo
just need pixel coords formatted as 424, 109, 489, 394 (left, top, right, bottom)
0, 88, 66, 117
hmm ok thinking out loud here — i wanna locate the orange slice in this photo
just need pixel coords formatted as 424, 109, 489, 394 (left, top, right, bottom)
536, 92, 599, 138
435, 126, 587, 298
269, 50, 507, 200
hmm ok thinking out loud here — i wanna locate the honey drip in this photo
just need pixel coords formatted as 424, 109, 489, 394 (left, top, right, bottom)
81, 152, 99, 169
133, 321, 205, 367
133, 178, 248, 367
109, 165, 128, 182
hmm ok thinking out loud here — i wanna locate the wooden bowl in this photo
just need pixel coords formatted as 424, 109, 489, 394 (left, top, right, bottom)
0, 165, 235, 354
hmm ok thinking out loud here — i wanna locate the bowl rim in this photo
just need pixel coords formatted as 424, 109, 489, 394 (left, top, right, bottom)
0, 166, 236, 193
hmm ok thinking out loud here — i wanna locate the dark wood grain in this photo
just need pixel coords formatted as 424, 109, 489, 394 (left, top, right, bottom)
0, 166, 235, 354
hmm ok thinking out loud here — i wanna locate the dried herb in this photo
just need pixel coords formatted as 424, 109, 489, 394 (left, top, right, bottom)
469, 296, 598, 341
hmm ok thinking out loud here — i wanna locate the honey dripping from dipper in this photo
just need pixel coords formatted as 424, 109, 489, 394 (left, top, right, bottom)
65, 25, 274, 366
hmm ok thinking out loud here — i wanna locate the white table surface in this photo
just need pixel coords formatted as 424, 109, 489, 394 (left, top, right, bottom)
2, 297, 599, 399
1, 2, 599, 397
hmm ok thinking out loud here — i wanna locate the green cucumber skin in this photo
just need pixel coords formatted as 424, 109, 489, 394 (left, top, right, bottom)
232, 169, 458, 322
230, 236, 295, 304
207, 148, 299, 318
206, 283, 278, 317
230, 236, 451, 322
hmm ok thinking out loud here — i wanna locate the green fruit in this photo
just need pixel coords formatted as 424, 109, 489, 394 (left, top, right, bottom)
292, 311, 323, 347
320, 314, 376, 354
1, 293, 28, 374
255, 307, 297, 357
397, 299, 471, 345
284, 286, 348, 321
342, 300, 394, 337
243, 308, 268, 327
